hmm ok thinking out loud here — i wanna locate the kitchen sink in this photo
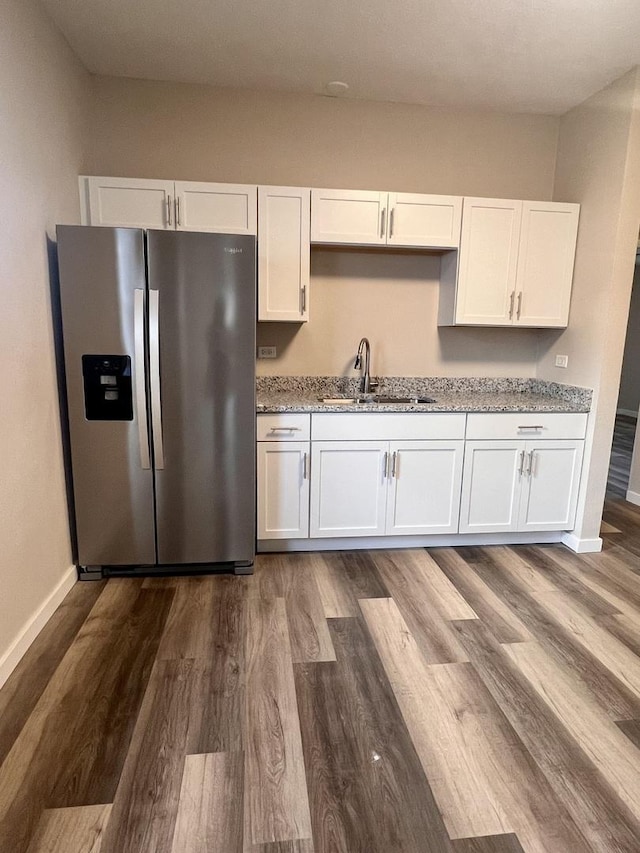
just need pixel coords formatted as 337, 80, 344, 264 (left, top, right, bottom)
319, 395, 436, 405
374, 395, 437, 404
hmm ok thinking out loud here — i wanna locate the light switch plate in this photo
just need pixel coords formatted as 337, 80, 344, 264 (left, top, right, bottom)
555, 354, 569, 368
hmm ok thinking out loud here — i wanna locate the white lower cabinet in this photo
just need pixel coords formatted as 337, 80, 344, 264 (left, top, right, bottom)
257, 441, 310, 539
257, 412, 586, 545
310, 439, 464, 538
459, 439, 584, 534
310, 441, 388, 537
386, 441, 464, 534
517, 440, 584, 531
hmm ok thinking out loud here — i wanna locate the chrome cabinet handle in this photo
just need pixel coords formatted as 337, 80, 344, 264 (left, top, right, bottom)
380, 208, 386, 238
303, 451, 309, 479
391, 451, 397, 478
383, 451, 389, 478
517, 425, 544, 431
301, 285, 307, 314
149, 289, 164, 470
269, 426, 301, 432
509, 291, 515, 319
175, 196, 181, 227
166, 195, 172, 227
518, 450, 525, 476
389, 208, 395, 237
134, 289, 150, 470
516, 291, 522, 320
528, 451, 535, 477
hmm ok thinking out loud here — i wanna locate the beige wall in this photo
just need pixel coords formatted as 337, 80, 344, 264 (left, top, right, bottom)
258, 249, 539, 376
0, 0, 89, 674
617, 264, 640, 414
537, 69, 640, 542
88, 76, 559, 377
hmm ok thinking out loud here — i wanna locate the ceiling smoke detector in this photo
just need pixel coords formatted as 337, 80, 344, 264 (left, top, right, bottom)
324, 81, 349, 97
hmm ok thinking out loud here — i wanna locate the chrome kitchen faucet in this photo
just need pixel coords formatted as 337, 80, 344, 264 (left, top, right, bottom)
354, 337, 374, 394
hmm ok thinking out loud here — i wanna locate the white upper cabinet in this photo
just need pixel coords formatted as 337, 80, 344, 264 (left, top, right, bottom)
258, 186, 310, 322
515, 201, 579, 327
174, 181, 257, 234
310, 189, 388, 245
81, 177, 257, 234
311, 189, 462, 248
83, 177, 175, 229
446, 197, 579, 328
455, 198, 523, 326
386, 193, 462, 248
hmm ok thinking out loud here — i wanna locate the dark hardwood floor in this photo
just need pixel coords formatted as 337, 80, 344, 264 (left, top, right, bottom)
607, 413, 637, 497
2, 502, 640, 851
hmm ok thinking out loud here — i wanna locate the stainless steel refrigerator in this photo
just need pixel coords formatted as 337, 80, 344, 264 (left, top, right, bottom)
55, 226, 256, 577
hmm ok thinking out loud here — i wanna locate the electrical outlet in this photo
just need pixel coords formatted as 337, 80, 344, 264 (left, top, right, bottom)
257, 346, 277, 359
555, 354, 569, 368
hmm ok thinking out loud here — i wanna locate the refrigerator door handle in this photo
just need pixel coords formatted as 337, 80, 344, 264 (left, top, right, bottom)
149, 289, 165, 469
134, 289, 151, 469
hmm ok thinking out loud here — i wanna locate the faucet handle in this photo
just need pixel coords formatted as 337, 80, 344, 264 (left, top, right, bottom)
369, 377, 380, 391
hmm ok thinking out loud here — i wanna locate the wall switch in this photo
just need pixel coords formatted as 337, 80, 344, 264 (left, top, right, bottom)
555, 354, 569, 368
258, 346, 277, 359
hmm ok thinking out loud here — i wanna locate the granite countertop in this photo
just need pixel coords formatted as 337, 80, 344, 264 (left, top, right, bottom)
256, 376, 592, 414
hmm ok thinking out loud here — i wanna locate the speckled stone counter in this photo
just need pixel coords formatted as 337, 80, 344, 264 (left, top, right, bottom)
256, 376, 592, 414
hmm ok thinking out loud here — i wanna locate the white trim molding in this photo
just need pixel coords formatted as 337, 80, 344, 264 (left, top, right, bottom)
626, 489, 640, 507
560, 532, 603, 553
259, 531, 564, 553
0, 565, 77, 690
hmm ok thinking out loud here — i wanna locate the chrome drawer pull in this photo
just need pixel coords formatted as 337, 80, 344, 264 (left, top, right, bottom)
269, 426, 302, 432
517, 425, 544, 430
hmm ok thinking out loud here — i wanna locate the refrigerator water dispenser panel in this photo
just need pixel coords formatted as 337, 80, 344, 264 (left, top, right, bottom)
82, 355, 133, 420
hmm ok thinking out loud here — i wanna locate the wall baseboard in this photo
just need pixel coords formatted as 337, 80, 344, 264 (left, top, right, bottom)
626, 489, 640, 507
0, 565, 77, 690
560, 532, 603, 553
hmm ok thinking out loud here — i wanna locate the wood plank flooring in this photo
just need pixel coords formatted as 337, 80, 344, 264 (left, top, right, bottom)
3, 498, 640, 851
607, 413, 637, 498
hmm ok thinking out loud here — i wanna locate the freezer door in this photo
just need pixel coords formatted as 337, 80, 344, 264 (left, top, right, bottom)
56, 226, 155, 565
147, 230, 256, 565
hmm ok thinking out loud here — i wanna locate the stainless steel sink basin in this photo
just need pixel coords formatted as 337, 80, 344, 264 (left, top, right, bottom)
374, 395, 437, 404
319, 396, 370, 404
319, 395, 436, 405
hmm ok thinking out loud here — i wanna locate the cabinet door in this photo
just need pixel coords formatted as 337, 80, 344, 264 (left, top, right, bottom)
310, 441, 388, 537
386, 193, 462, 248
174, 181, 257, 234
455, 198, 523, 325
459, 440, 524, 533
257, 441, 310, 539
310, 189, 387, 245
515, 201, 579, 327
258, 186, 310, 322
518, 440, 584, 531
386, 441, 464, 535
86, 177, 174, 228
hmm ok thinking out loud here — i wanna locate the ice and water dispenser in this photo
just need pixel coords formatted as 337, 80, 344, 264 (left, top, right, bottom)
82, 355, 133, 420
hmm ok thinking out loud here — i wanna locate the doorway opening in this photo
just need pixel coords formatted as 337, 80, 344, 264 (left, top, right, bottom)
607, 252, 640, 499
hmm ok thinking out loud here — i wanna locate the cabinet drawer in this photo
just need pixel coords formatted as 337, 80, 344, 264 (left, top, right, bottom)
257, 413, 311, 441
311, 413, 466, 441
466, 412, 587, 440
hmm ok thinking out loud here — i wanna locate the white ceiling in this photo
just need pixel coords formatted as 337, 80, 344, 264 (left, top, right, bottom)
40, 0, 640, 114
